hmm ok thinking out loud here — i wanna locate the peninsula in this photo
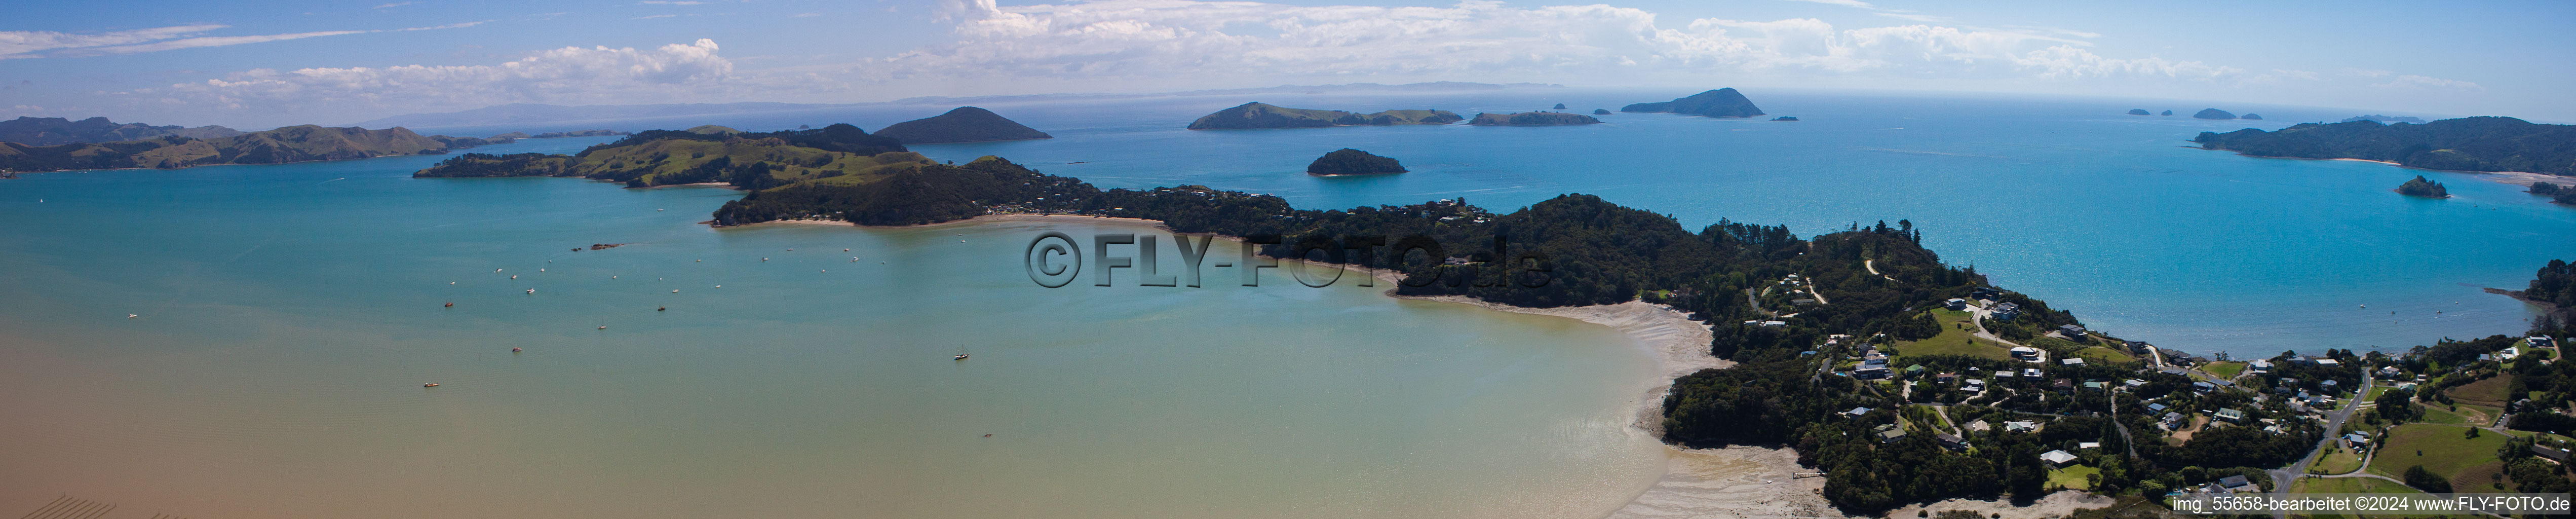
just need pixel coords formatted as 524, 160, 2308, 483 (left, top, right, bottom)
1186, 102, 1463, 129
1467, 112, 1600, 126
873, 106, 1053, 143
1, 124, 498, 172
412, 123, 914, 189
2194, 116, 2576, 176
1305, 148, 1406, 175
1621, 88, 1764, 118
0, 116, 242, 146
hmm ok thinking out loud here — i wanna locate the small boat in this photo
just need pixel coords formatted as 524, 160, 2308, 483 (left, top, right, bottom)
598, 325, 607, 329
955, 345, 970, 361
954, 354, 970, 360
511, 347, 522, 352
444, 302, 453, 307
127, 314, 139, 318
672, 289, 679, 293
657, 307, 666, 311
526, 289, 536, 294
511, 275, 517, 279
843, 248, 851, 252
423, 383, 439, 387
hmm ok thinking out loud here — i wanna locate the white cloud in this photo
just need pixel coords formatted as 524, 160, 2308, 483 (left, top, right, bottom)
635, 14, 678, 19
0, 24, 226, 58
163, 39, 735, 114
881, 0, 2233, 86
374, 2, 415, 8
81, 30, 369, 55
2376, 74, 2482, 92
1783, 0, 1874, 8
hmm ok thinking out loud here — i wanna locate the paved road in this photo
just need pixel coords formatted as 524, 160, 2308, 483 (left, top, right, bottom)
2267, 375, 2374, 519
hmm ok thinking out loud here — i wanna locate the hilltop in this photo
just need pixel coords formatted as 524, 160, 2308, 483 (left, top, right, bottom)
1621, 88, 1765, 118
0, 116, 241, 146
1, 125, 494, 172
1305, 149, 1406, 175
874, 107, 1053, 144
1187, 102, 1462, 129
413, 123, 917, 190
2195, 116, 2576, 176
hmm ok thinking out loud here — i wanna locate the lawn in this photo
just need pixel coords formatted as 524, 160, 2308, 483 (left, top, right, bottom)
2364, 386, 2394, 402
2310, 444, 2365, 474
2448, 375, 2515, 406
1891, 310, 2011, 362
2078, 346, 2136, 364
2291, 475, 2426, 495
2204, 361, 2247, 379
2416, 404, 2474, 425
2048, 464, 2100, 490
2367, 423, 2508, 482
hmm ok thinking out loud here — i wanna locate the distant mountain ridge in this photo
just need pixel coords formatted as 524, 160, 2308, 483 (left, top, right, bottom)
351, 82, 1560, 129
0, 116, 242, 146
1188, 102, 1463, 130
0, 125, 496, 172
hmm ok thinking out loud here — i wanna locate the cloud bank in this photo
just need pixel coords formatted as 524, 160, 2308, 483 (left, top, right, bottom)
164, 39, 734, 113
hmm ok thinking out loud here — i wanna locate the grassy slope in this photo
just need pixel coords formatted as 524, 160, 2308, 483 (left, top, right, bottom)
1891, 309, 2010, 362
2047, 464, 2099, 490
2204, 361, 2246, 379
2310, 444, 2365, 474
2367, 423, 2506, 481
2447, 375, 2515, 406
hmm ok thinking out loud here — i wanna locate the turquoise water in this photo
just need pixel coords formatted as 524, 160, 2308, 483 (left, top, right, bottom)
455, 89, 2576, 354
2, 90, 2569, 516
0, 137, 1664, 518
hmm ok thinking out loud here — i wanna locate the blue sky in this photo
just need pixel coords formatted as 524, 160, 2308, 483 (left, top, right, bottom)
3, 0, 2568, 128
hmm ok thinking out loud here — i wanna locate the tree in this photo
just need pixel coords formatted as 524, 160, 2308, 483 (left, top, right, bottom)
2404, 465, 2454, 493
2376, 388, 2418, 422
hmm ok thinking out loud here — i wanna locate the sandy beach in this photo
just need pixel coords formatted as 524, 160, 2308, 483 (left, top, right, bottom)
2322, 158, 2572, 190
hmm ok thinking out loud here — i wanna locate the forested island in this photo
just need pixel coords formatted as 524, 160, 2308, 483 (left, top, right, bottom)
413, 123, 918, 189
2, 125, 498, 172
0, 116, 241, 146
2396, 175, 2450, 198
1186, 102, 1463, 129
1467, 112, 1600, 126
2195, 116, 2576, 176
2127, 109, 2153, 116
2531, 182, 2576, 205
1621, 88, 1764, 118
2193, 109, 2238, 120
873, 106, 1053, 143
1305, 148, 1405, 175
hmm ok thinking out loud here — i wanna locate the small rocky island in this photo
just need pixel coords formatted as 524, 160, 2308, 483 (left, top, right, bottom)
1771, 116, 1799, 121
1553, 103, 1567, 109
2127, 109, 2152, 116
2162, 110, 2175, 116
1187, 102, 1463, 129
1468, 112, 1601, 126
1306, 148, 1407, 176
2397, 175, 2451, 198
2241, 113, 2264, 120
1592, 108, 1611, 115
874, 106, 1053, 143
2194, 108, 2238, 120
1621, 88, 1764, 118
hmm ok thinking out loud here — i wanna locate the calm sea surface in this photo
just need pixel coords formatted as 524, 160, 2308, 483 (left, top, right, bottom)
0, 90, 2568, 516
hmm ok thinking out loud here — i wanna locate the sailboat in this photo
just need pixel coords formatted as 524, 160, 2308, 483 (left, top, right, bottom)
954, 345, 970, 361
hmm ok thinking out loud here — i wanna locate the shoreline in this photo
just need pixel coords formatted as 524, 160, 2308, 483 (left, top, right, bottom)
787, 212, 1829, 519
2218, 152, 2573, 189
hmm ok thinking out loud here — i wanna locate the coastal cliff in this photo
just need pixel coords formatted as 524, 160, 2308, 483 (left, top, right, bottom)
874, 106, 1053, 143
2194, 116, 2576, 176
1186, 102, 1463, 129
1621, 88, 1764, 118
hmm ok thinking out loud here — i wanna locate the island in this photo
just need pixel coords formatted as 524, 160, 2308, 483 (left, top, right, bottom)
2193, 116, 2576, 175
2194, 108, 2238, 120
1467, 112, 1600, 126
2127, 109, 2152, 116
0, 116, 241, 146
1305, 148, 1406, 176
413, 123, 916, 190
2241, 113, 2263, 120
1185, 102, 1463, 129
2397, 175, 2451, 198
1621, 88, 1764, 118
1, 124, 497, 172
2532, 182, 2576, 205
2343, 115, 2428, 124
1553, 103, 1567, 109
2162, 110, 2174, 116
1593, 108, 1611, 115
1771, 117, 1799, 122
872, 106, 1053, 143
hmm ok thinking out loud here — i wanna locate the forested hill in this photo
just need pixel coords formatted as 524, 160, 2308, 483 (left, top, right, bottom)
2, 125, 495, 172
2195, 116, 2576, 176
0, 116, 241, 145
413, 123, 915, 189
